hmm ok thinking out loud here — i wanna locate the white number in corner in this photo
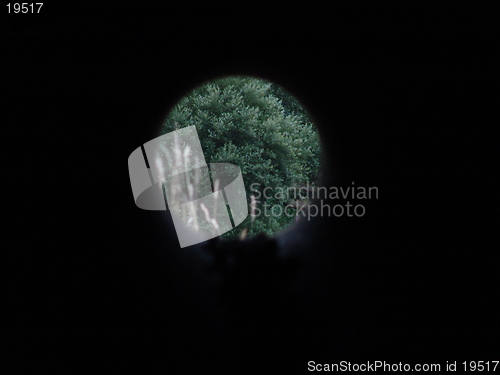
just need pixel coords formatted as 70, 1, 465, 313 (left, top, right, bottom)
7, 3, 43, 13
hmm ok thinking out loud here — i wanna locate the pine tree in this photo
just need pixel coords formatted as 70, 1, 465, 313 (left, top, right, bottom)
162, 76, 321, 238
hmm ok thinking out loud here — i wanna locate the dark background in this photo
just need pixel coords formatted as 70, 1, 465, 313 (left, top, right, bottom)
4, 3, 499, 374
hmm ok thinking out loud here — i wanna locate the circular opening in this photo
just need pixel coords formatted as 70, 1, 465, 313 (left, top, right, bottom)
160, 75, 321, 240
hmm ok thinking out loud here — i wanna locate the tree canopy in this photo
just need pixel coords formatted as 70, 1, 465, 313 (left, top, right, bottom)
161, 76, 321, 238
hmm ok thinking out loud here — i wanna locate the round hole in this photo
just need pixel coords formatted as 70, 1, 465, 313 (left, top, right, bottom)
160, 75, 322, 240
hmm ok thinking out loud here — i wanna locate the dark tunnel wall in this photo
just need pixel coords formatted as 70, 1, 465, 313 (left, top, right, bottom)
4, 3, 499, 374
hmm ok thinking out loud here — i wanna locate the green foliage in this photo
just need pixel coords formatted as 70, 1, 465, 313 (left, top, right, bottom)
162, 76, 321, 238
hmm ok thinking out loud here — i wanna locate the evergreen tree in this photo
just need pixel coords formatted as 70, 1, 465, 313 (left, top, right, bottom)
161, 76, 320, 238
